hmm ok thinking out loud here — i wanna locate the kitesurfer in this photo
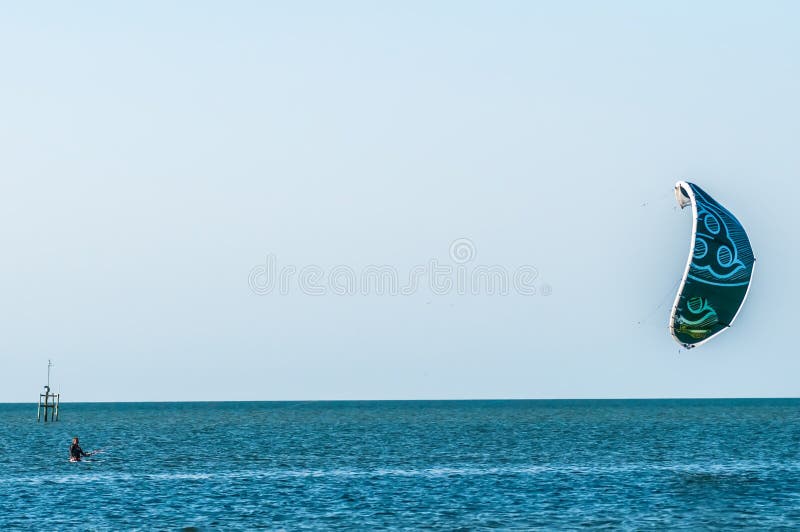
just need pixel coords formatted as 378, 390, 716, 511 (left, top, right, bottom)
69, 437, 92, 462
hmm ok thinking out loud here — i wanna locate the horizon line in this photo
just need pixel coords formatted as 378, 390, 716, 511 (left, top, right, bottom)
2, 396, 800, 405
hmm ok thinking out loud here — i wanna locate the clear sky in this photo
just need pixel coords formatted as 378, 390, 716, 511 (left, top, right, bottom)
1, 1, 798, 402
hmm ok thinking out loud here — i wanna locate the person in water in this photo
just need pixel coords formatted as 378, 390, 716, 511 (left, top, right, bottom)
69, 437, 92, 462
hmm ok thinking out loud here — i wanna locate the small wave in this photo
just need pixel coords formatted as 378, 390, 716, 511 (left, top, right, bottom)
2, 460, 797, 486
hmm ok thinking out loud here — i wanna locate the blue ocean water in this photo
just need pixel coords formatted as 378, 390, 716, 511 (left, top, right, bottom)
2, 399, 800, 529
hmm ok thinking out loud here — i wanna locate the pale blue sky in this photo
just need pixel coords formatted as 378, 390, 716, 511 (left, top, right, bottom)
1, 1, 798, 401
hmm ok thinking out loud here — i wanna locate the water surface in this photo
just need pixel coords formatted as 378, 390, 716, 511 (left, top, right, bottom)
2, 399, 800, 529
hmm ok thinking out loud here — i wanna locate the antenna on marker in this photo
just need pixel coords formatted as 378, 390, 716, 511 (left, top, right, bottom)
47, 359, 54, 390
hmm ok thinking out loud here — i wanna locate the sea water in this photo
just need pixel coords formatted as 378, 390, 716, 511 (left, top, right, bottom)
1, 399, 800, 529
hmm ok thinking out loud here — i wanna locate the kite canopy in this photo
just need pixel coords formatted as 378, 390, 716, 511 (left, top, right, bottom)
669, 181, 755, 349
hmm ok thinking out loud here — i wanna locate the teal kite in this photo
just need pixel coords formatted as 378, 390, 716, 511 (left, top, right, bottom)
670, 181, 755, 349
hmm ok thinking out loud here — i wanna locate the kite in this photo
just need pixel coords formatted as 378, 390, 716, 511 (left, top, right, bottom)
669, 181, 755, 348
